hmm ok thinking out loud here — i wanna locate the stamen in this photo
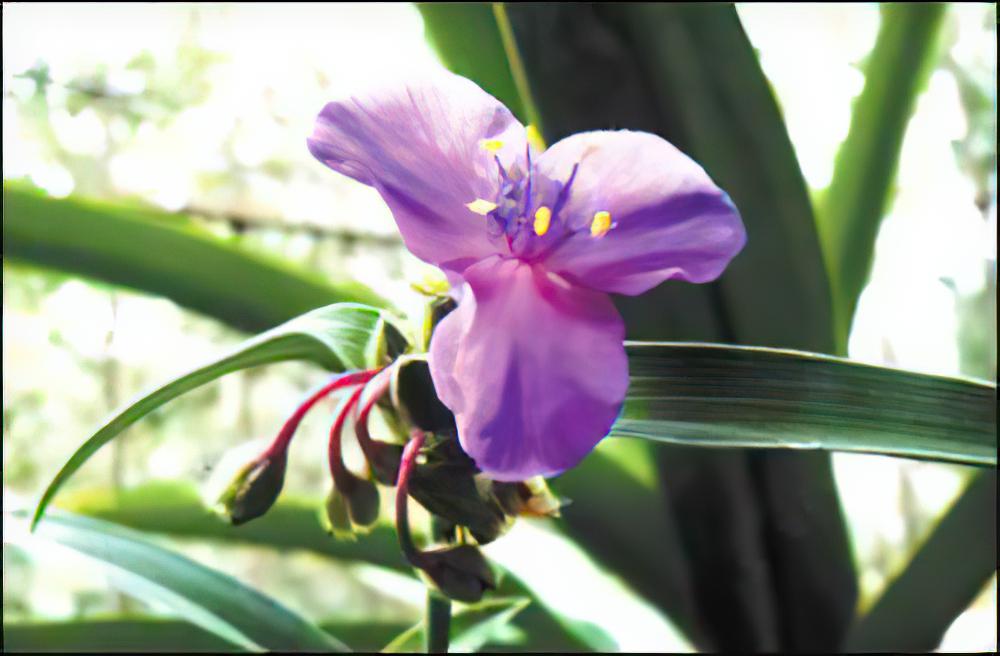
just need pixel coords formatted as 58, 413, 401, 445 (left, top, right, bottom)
551, 163, 580, 216
480, 139, 504, 152
590, 211, 612, 238
466, 198, 498, 215
533, 206, 552, 236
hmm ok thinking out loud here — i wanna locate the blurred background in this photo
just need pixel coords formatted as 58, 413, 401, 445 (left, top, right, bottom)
3, 3, 996, 652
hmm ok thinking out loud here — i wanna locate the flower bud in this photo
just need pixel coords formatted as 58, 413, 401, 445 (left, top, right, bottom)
216, 452, 287, 526
368, 441, 404, 487
493, 477, 564, 518
417, 544, 496, 603
390, 356, 456, 434
322, 486, 354, 539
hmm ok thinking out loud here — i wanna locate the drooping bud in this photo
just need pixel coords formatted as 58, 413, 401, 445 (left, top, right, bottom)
416, 544, 497, 603
215, 452, 287, 525
322, 485, 354, 539
408, 438, 512, 545
322, 478, 381, 539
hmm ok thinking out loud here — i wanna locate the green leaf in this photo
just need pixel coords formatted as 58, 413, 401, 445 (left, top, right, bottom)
32, 303, 405, 529
2, 618, 245, 652
4, 510, 347, 652
2, 618, 414, 653
817, 4, 948, 351
844, 470, 997, 651
2, 182, 387, 332
60, 481, 596, 652
382, 597, 530, 653
551, 441, 707, 645
619, 343, 997, 467
416, 3, 527, 122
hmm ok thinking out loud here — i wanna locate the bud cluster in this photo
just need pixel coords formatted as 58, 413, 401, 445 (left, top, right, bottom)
210, 305, 564, 603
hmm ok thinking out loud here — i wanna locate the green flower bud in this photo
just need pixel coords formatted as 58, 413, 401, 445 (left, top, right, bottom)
417, 544, 496, 603
323, 475, 382, 539
322, 486, 355, 540
390, 355, 456, 434
216, 453, 287, 526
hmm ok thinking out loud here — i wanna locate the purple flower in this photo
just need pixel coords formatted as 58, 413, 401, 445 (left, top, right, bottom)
308, 70, 746, 482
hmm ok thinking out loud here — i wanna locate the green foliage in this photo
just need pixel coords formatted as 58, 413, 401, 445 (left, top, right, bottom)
620, 342, 997, 466
2, 618, 413, 653
2, 182, 387, 333
845, 470, 998, 651
383, 597, 530, 652
817, 4, 948, 350
58, 481, 600, 652
31, 303, 405, 530
416, 3, 527, 123
5, 509, 347, 651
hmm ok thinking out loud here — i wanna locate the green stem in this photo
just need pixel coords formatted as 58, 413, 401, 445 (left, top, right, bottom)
425, 514, 454, 653
492, 2, 543, 133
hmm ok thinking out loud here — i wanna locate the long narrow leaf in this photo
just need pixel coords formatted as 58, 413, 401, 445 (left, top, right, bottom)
2, 618, 413, 654
3, 182, 387, 332
620, 343, 996, 467
31, 303, 404, 529
817, 4, 948, 349
4, 510, 346, 652
60, 481, 597, 652
843, 470, 998, 651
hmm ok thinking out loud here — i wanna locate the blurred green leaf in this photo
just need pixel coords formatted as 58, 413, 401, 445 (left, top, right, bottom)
416, 3, 527, 122
3, 618, 245, 653
61, 481, 597, 652
844, 470, 997, 651
551, 441, 707, 645
383, 597, 530, 653
4, 510, 347, 652
32, 303, 405, 530
2, 617, 414, 653
2, 182, 387, 332
817, 4, 948, 350
620, 342, 997, 467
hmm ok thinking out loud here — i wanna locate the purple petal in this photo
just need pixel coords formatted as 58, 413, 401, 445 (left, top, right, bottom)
429, 256, 628, 481
308, 69, 526, 273
535, 130, 746, 296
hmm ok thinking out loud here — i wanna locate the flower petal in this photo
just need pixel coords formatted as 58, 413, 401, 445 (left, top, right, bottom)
536, 130, 746, 296
308, 69, 526, 272
429, 256, 628, 481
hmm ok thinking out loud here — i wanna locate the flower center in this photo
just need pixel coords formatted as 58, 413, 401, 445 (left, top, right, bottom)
465, 143, 612, 259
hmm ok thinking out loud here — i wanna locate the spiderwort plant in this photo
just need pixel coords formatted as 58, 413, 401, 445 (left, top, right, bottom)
307, 69, 746, 481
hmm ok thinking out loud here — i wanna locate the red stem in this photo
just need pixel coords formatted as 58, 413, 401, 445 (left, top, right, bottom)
264, 369, 378, 459
327, 384, 368, 492
395, 429, 427, 564
353, 369, 393, 463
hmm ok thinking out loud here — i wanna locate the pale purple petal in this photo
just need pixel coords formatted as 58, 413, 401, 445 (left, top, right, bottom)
535, 130, 746, 296
429, 256, 628, 481
308, 70, 526, 273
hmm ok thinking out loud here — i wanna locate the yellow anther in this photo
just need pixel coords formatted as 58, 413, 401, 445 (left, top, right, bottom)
466, 198, 498, 215
533, 206, 552, 236
590, 210, 612, 237
480, 139, 504, 152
